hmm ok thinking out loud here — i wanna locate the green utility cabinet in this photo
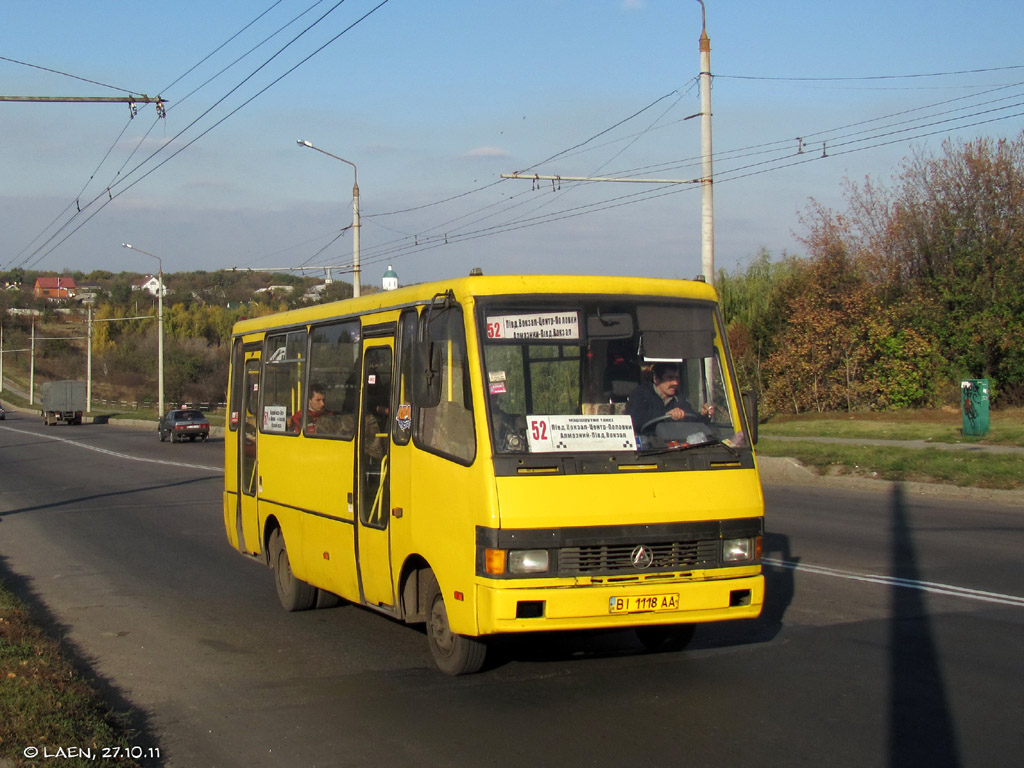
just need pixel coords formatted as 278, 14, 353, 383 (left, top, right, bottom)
960, 379, 990, 436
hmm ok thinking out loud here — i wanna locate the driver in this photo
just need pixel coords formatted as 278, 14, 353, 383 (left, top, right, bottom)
626, 362, 715, 434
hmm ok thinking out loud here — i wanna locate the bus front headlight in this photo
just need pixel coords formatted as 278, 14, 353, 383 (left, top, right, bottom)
509, 550, 550, 574
723, 537, 754, 563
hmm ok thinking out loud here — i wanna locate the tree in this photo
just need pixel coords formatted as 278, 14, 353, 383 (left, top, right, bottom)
762, 226, 875, 413
862, 135, 1024, 397
716, 249, 805, 400
790, 131, 1024, 407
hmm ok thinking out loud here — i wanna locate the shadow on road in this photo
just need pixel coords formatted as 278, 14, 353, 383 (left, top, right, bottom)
0, 475, 219, 520
888, 484, 961, 767
0, 553, 160, 766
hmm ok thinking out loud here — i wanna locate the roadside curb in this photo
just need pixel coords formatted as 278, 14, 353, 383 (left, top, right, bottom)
1, 403, 225, 438
758, 455, 1024, 508
6, 402, 1021, 507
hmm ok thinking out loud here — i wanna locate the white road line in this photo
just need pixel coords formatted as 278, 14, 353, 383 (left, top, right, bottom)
0, 424, 221, 473
764, 557, 1024, 607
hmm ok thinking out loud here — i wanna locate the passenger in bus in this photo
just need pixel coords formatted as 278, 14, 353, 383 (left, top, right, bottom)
290, 383, 333, 435
626, 362, 715, 434
362, 400, 390, 459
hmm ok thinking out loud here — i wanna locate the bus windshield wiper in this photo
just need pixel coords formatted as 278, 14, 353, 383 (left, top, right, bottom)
638, 437, 739, 458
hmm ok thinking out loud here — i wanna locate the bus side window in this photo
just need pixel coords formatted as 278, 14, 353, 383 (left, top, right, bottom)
262, 330, 306, 434
393, 310, 417, 446
307, 320, 361, 439
416, 305, 475, 464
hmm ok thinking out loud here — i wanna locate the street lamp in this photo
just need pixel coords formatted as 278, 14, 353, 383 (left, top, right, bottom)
121, 242, 165, 417
296, 139, 361, 298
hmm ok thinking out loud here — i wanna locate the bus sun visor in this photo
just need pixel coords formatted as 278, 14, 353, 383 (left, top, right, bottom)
637, 305, 715, 359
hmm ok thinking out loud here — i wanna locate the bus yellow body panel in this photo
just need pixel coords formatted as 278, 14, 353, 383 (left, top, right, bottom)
223, 273, 765, 673
493, 468, 764, 530
476, 572, 764, 634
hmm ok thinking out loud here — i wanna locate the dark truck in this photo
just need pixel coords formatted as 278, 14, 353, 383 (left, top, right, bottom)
40, 380, 86, 425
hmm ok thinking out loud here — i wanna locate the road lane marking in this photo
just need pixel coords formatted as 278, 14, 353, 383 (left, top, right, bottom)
0, 424, 220, 473
764, 557, 1024, 607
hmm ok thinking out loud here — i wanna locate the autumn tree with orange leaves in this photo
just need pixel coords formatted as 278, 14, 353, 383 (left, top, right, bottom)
727, 131, 1023, 414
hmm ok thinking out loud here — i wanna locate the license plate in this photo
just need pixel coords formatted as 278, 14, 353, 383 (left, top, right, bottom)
609, 593, 680, 614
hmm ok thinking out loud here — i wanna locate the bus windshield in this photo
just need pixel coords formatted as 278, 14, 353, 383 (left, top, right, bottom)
481, 299, 744, 455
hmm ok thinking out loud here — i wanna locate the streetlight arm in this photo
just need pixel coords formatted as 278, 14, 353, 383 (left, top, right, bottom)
120, 242, 165, 416
295, 139, 361, 298
296, 139, 357, 187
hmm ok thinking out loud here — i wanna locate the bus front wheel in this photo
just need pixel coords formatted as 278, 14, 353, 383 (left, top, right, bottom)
269, 528, 316, 612
424, 572, 486, 675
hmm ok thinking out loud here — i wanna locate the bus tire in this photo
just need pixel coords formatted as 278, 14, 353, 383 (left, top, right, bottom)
269, 528, 316, 612
635, 623, 696, 653
315, 589, 342, 609
424, 571, 486, 675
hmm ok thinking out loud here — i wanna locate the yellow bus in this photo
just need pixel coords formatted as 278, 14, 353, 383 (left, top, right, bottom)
223, 273, 764, 674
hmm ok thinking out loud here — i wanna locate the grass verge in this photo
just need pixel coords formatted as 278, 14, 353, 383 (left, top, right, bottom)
760, 407, 1024, 447
757, 438, 1024, 490
0, 582, 144, 768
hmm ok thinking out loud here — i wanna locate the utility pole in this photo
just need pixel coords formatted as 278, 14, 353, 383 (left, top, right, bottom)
296, 140, 362, 298
697, 0, 715, 284
504, 4, 716, 283
29, 320, 35, 406
87, 308, 92, 412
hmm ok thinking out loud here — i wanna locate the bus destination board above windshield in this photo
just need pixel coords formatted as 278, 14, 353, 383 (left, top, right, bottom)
486, 311, 580, 341
526, 414, 637, 452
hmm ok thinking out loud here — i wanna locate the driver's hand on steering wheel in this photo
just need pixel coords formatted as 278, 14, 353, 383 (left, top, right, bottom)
666, 407, 686, 420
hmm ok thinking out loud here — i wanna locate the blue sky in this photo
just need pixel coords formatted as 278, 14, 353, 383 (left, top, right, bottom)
2, 0, 1022, 287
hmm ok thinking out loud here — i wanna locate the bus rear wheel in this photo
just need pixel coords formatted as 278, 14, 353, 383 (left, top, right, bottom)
424, 572, 486, 675
635, 623, 696, 653
269, 528, 316, 612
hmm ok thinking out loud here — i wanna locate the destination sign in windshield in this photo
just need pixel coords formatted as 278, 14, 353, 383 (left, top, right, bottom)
525, 414, 636, 452
486, 311, 580, 341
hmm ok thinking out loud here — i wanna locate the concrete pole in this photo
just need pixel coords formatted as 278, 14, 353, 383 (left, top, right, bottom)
352, 176, 361, 298
697, 1, 715, 284
157, 268, 165, 415
296, 140, 361, 298
87, 307, 92, 412
30, 319, 35, 405
122, 243, 165, 416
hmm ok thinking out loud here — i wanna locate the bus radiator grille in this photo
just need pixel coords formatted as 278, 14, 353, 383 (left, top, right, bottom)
558, 540, 719, 576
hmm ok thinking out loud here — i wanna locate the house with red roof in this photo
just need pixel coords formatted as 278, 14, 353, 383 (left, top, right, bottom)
33, 276, 77, 301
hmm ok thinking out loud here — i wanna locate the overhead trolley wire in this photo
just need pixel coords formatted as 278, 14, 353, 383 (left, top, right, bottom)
342, 81, 1024, 273
16, 0, 393, 271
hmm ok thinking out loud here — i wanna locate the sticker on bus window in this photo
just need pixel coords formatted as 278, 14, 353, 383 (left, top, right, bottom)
525, 414, 636, 452
489, 382, 507, 395
263, 405, 288, 432
396, 403, 412, 431
486, 312, 580, 341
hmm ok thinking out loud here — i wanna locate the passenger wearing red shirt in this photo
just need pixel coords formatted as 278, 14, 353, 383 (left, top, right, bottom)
291, 384, 329, 435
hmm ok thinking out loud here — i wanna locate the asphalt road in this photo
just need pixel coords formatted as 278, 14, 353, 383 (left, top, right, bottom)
1, 413, 1022, 768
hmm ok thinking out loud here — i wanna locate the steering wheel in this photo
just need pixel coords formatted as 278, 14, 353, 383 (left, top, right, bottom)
640, 412, 698, 433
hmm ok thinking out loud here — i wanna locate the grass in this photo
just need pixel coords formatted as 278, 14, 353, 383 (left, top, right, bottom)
0, 584, 145, 768
757, 438, 1024, 490
759, 407, 1024, 446
758, 407, 1024, 490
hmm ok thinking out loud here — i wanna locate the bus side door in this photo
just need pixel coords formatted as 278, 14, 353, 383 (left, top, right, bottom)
236, 352, 263, 556
357, 337, 395, 607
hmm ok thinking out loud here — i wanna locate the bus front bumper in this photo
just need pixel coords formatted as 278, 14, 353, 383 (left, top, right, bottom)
474, 572, 764, 635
